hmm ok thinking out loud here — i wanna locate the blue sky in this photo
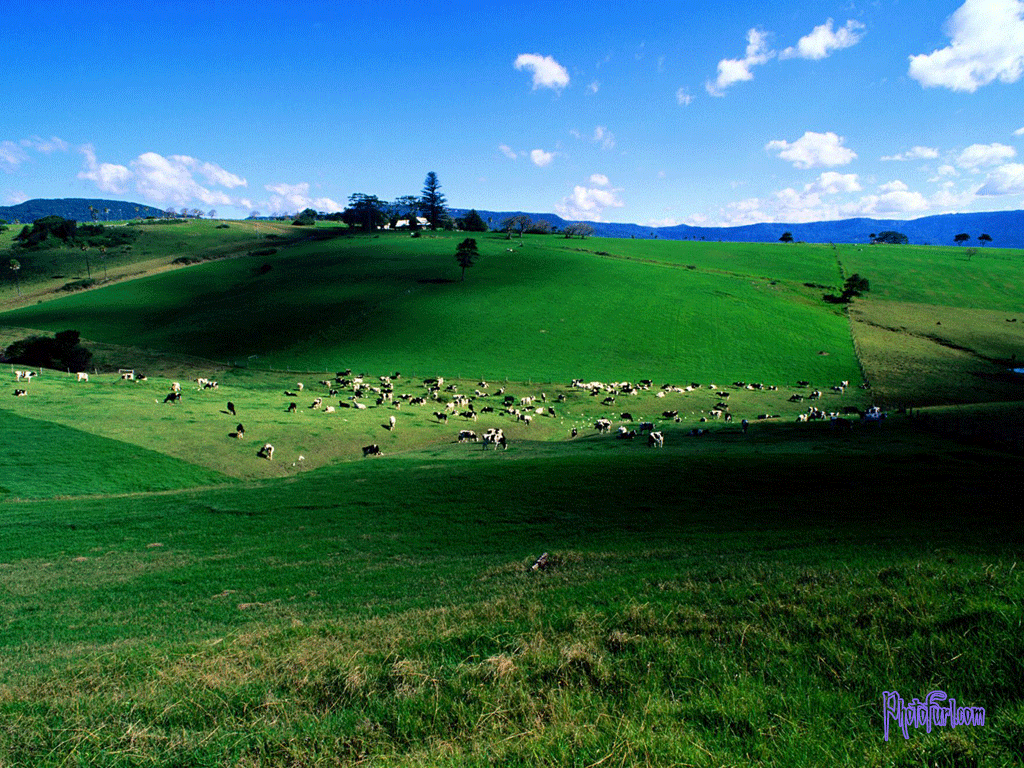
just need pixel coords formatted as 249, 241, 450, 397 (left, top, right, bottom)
2, 0, 1023, 226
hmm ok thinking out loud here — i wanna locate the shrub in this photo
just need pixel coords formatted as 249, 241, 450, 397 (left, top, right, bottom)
3, 329, 92, 372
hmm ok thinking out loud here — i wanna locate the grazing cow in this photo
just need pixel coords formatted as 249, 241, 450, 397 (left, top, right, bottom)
227, 401, 236, 416
287, 402, 297, 413
594, 418, 612, 433
236, 424, 245, 438
458, 430, 478, 443
121, 372, 134, 381
203, 381, 218, 390
77, 372, 89, 382
520, 414, 532, 426
259, 443, 274, 460
482, 428, 506, 450
13, 389, 27, 396
163, 392, 181, 403
324, 406, 336, 413
434, 411, 449, 423
388, 415, 396, 430
648, 431, 664, 448
638, 422, 655, 433
571, 427, 578, 438
620, 412, 634, 421
171, 381, 181, 393
310, 397, 323, 410
352, 401, 367, 410
296, 383, 304, 391
662, 410, 678, 419
362, 444, 383, 457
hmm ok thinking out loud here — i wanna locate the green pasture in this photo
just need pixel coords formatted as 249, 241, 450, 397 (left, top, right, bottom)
0, 231, 861, 385
1, 228, 1022, 766
1, 436, 1020, 766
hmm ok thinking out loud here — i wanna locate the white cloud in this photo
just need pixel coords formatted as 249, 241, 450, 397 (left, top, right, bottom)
21, 135, 69, 154
590, 173, 610, 186
1015, 126, 1024, 135
587, 80, 600, 94
530, 149, 555, 167
77, 145, 132, 194
780, 19, 866, 60
908, 0, 1024, 92
956, 142, 1016, 168
265, 182, 341, 214
0, 141, 28, 170
706, 28, 775, 96
593, 126, 615, 150
5, 190, 28, 205
499, 144, 517, 159
879, 180, 909, 193
555, 179, 625, 221
977, 162, 1024, 194
676, 87, 693, 105
881, 146, 940, 161
806, 171, 862, 194
514, 53, 570, 92
766, 131, 857, 168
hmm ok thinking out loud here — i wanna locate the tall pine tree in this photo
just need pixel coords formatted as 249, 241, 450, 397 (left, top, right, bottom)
420, 172, 448, 230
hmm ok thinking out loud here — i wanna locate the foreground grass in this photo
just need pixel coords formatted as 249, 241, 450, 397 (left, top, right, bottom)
1, 437, 1020, 766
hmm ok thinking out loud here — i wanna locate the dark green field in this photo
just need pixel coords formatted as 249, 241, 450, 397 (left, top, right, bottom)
1, 223, 1021, 766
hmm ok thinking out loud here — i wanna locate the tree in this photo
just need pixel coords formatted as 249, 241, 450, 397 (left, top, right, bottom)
500, 215, 531, 239
292, 208, 318, 226
455, 238, 479, 281
420, 172, 448, 230
343, 194, 387, 232
954, 232, 970, 245
779, 232, 794, 243
872, 231, 908, 245
978, 233, 992, 246
9, 259, 21, 296
3, 329, 92, 372
563, 222, 594, 239
460, 209, 489, 232
527, 219, 552, 234
392, 195, 422, 229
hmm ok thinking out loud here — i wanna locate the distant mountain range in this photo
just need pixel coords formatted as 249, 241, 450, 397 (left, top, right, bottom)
2, 198, 1021, 248
452, 208, 1024, 249
0, 198, 166, 224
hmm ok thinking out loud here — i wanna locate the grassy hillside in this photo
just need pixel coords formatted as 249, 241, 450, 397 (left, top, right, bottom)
1, 230, 860, 385
0, 228, 1021, 766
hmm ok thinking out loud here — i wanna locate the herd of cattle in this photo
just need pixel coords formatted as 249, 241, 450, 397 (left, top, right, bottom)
9, 366, 879, 464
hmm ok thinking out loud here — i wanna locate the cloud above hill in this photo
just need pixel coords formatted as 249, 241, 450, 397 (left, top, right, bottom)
766, 132, 857, 168
908, 0, 1024, 91
706, 28, 774, 96
555, 175, 624, 221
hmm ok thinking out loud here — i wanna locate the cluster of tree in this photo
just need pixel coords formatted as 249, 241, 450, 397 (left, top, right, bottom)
12, 216, 136, 251
163, 208, 218, 220
3, 329, 92, 373
335, 172, 455, 233
954, 233, 992, 246
870, 231, 909, 244
824, 274, 870, 304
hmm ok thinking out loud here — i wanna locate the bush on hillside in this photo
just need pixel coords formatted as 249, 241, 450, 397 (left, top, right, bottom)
14, 216, 77, 248
3, 329, 92, 372
871, 231, 908, 245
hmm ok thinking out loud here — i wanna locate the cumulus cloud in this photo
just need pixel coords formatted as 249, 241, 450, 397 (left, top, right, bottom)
77, 146, 249, 206
881, 146, 940, 161
676, 87, 693, 105
1015, 126, 1024, 135
530, 149, 555, 167
853, 188, 931, 215
514, 53, 570, 92
956, 142, 1016, 168
706, 28, 774, 96
806, 171, 862, 194
780, 19, 865, 60
587, 80, 600, 94
265, 182, 341, 214
77, 145, 132, 194
908, 0, 1024, 92
555, 178, 625, 221
977, 162, 1024, 194
498, 144, 517, 159
590, 173, 610, 186
593, 126, 615, 150
766, 131, 857, 168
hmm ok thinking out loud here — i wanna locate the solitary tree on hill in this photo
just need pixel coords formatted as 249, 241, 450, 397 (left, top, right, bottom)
779, 232, 794, 243
954, 232, 970, 245
455, 238, 479, 281
978, 233, 992, 246
420, 172, 448, 230
500, 215, 531, 239
460, 209, 488, 232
